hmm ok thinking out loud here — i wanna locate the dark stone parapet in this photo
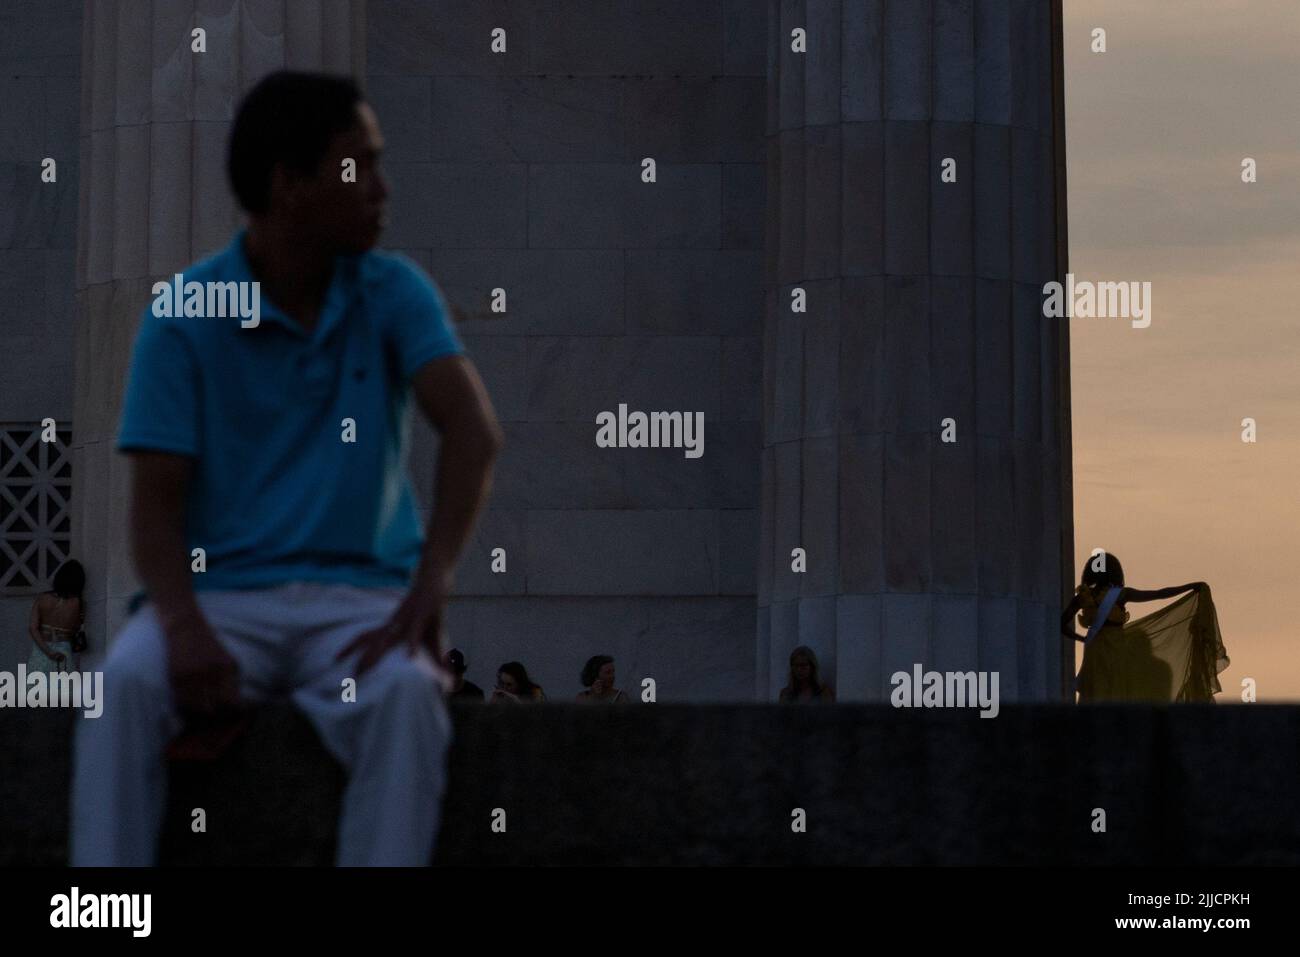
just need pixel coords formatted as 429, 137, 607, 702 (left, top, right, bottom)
4, 703, 1295, 865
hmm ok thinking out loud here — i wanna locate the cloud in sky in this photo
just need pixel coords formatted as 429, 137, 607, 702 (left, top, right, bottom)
1063, 0, 1300, 698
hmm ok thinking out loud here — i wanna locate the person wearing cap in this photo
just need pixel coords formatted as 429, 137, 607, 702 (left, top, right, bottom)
443, 648, 484, 701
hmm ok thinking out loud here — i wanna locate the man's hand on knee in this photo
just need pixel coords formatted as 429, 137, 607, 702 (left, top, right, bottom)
335, 571, 450, 678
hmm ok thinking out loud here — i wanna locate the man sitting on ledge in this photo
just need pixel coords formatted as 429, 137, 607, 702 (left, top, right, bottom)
70, 71, 502, 866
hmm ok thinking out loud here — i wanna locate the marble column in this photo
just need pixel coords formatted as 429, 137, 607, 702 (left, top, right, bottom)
758, 0, 1074, 701
72, 0, 366, 647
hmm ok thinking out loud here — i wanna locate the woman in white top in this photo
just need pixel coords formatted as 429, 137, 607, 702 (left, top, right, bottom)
28, 559, 86, 673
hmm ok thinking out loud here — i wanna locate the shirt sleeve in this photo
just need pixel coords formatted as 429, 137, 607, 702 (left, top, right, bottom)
116, 313, 202, 457
384, 255, 465, 381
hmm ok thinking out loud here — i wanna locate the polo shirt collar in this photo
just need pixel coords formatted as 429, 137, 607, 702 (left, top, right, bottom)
226, 228, 358, 344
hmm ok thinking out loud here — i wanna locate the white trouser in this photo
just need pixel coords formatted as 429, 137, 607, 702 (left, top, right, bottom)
70, 580, 452, 866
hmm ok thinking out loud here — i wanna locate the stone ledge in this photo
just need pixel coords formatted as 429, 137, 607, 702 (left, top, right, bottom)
4, 703, 1296, 865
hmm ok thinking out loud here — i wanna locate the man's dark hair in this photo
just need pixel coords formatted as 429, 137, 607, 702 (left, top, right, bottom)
227, 71, 363, 214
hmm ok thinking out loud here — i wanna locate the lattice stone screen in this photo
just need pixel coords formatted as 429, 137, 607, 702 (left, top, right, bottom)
0, 424, 72, 593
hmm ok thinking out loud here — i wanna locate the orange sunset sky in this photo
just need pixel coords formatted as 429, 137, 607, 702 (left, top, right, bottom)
1063, 0, 1300, 699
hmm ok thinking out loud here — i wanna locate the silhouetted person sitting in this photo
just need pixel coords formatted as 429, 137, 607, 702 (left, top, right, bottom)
70, 71, 503, 866
778, 645, 835, 702
443, 648, 484, 701
491, 661, 545, 703
1061, 551, 1228, 702
576, 655, 628, 703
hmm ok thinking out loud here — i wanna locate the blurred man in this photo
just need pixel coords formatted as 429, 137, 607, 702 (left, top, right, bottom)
71, 72, 502, 866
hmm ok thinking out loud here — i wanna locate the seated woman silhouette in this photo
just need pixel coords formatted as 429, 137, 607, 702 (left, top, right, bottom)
490, 661, 546, 704
778, 645, 835, 703
1060, 552, 1229, 702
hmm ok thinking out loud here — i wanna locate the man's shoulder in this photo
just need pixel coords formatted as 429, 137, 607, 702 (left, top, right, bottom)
354, 248, 438, 303
351, 251, 457, 362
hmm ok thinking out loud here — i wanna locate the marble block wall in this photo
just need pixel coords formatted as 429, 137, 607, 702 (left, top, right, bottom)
757, 0, 1074, 701
10, 1, 1071, 704
0, 0, 82, 666
5, 1, 767, 698
369, 1, 768, 700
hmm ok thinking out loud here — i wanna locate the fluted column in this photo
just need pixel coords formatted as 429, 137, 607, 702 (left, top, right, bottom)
758, 0, 1073, 701
72, 0, 366, 647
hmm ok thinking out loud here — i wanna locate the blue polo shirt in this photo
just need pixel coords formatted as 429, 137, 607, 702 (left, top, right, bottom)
117, 229, 464, 603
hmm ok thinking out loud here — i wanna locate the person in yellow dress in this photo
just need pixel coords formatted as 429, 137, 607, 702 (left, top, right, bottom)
1060, 552, 1229, 702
